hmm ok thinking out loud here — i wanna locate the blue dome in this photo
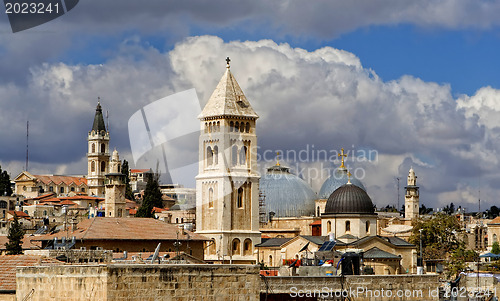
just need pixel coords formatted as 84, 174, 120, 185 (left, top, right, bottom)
259, 165, 316, 218
318, 168, 365, 199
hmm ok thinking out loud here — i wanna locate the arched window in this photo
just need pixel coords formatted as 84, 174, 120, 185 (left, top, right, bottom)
176, 218, 179, 223
232, 145, 238, 166
243, 239, 252, 256
204, 123, 208, 133
207, 146, 213, 166
49, 186, 54, 192
91, 143, 95, 153
217, 121, 220, 132
91, 161, 95, 173
345, 220, 351, 232
209, 122, 213, 133
239, 146, 247, 166
100, 143, 105, 153
60, 187, 64, 194
237, 187, 243, 208
245, 122, 250, 133
232, 238, 241, 256
235, 122, 239, 133
43, 210, 47, 216
208, 188, 214, 208
240, 122, 244, 132
213, 146, 218, 165
100, 161, 106, 172
269, 255, 273, 267
327, 221, 331, 233
209, 240, 216, 255
366, 221, 370, 233
229, 121, 234, 132
317, 206, 320, 217
181, 218, 184, 223
494, 234, 498, 243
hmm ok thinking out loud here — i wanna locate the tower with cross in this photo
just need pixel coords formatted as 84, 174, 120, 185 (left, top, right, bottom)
87, 98, 110, 197
196, 58, 261, 263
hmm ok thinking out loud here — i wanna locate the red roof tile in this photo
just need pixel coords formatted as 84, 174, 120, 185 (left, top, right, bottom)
7, 211, 29, 218
489, 216, 500, 225
0, 255, 63, 290
34, 217, 209, 242
34, 175, 87, 186
130, 169, 151, 173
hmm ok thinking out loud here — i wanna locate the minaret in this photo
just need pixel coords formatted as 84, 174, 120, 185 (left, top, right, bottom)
195, 58, 261, 263
405, 167, 420, 220
105, 149, 126, 217
87, 100, 110, 197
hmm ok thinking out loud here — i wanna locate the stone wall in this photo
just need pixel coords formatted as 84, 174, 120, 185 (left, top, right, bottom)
17, 264, 260, 301
260, 275, 440, 301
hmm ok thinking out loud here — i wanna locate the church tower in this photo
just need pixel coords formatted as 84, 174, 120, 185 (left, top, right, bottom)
405, 167, 420, 220
87, 100, 110, 197
105, 149, 126, 217
196, 58, 261, 263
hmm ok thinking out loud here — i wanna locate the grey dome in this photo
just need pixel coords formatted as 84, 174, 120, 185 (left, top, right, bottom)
259, 165, 316, 218
319, 168, 365, 199
325, 184, 374, 215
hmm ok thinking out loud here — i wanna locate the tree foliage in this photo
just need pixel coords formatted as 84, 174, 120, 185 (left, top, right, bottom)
492, 242, 500, 255
0, 166, 12, 196
409, 213, 468, 278
443, 202, 455, 215
135, 172, 162, 218
121, 160, 134, 201
419, 204, 433, 215
486, 206, 500, 219
5, 215, 24, 255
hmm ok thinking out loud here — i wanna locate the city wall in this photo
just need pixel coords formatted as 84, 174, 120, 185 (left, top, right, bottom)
16, 264, 260, 301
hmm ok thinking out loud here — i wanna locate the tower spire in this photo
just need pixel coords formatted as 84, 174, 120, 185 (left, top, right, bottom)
92, 97, 106, 132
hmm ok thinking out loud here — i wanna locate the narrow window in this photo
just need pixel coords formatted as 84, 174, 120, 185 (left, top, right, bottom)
100, 161, 106, 172
207, 146, 213, 166
345, 220, 351, 232
229, 121, 234, 132
232, 145, 238, 166
91, 143, 95, 153
366, 221, 370, 233
208, 188, 214, 208
213, 146, 218, 165
237, 187, 243, 208
245, 122, 250, 133
91, 161, 95, 172
327, 221, 331, 233
232, 238, 241, 256
100, 143, 105, 153
239, 146, 247, 165
60, 187, 64, 194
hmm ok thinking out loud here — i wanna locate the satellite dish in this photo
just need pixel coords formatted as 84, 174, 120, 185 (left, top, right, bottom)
151, 243, 161, 263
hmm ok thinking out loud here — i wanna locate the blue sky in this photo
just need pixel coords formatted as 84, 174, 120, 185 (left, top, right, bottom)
2, 1, 500, 211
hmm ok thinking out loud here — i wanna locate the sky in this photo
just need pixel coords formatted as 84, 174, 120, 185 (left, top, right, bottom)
1, 0, 500, 212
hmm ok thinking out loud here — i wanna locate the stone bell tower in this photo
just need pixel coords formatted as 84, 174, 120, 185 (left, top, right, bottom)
196, 58, 261, 263
405, 167, 420, 220
87, 100, 110, 197
105, 149, 126, 217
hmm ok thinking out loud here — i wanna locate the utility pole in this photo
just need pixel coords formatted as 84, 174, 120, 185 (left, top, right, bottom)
397, 177, 400, 214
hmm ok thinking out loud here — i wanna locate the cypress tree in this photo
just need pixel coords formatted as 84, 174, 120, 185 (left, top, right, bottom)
5, 214, 24, 255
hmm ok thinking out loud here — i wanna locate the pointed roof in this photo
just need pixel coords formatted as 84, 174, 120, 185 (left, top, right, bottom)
199, 61, 258, 119
91, 100, 106, 132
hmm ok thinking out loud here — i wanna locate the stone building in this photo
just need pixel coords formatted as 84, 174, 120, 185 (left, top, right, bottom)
14, 172, 88, 198
195, 59, 261, 264
104, 150, 127, 217
87, 101, 110, 197
405, 167, 420, 220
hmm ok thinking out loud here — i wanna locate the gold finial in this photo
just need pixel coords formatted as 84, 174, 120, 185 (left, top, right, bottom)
347, 170, 352, 184
276, 151, 281, 166
226, 57, 231, 68
338, 148, 347, 169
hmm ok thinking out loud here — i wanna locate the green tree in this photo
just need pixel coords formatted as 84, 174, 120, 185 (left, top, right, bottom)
135, 173, 162, 218
5, 214, 24, 255
409, 213, 465, 278
121, 160, 134, 201
492, 242, 500, 255
0, 166, 12, 196
443, 202, 455, 215
419, 204, 433, 215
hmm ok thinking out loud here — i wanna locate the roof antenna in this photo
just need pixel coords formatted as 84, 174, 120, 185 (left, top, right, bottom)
25, 120, 29, 171
106, 109, 109, 133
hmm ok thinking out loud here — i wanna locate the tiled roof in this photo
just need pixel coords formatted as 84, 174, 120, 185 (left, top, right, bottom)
34, 218, 209, 242
302, 236, 329, 246
34, 175, 87, 186
59, 200, 77, 206
7, 211, 29, 218
309, 220, 322, 226
255, 237, 292, 248
130, 169, 151, 173
0, 255, 62, 290
38, 197, 62, 204
60, 196, 104, 201
363, 247, 401, 260
29, 193, 56, 201
488, 216, 500, 225
0, 235, 42, 251
349, 235, 415, 247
